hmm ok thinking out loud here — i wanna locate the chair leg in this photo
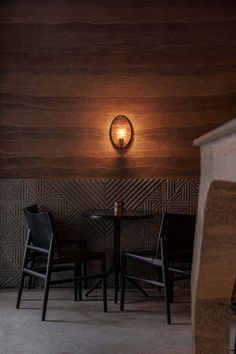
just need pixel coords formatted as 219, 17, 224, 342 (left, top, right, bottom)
41, 272, 52, 321
41, 242, 53, 321
74, 263, 78, 301
78, 262, 83, 301
162, 268, 171, 324
27, 276, 33, 290
27, 255, 36, 290
161, 241, 171, 324
16, 233, 30, 309
234, 328, 236, 354
120, 253, 127, 311
157, 267, 163, 291
82, 261, 88, 289
101, 255, 107, 313
16, 272, 26, 309
168, 271, 174, 303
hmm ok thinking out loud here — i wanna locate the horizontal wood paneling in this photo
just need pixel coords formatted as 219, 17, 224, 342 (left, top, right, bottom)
0, 0, 236, 178
1, 1, 236, 24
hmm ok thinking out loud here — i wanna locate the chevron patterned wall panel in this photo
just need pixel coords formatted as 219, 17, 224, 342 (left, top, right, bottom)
0, 178, 199, 287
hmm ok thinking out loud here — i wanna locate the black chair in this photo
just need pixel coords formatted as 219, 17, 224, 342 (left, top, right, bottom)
16, 207, 107, 321
25, 205, 88, 292
120, 212, 196, 324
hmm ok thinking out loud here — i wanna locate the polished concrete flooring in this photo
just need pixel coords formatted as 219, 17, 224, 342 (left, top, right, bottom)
0, 288, 193, 354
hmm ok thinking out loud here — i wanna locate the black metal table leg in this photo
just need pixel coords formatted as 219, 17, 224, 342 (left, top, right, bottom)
113, 220, 121, 304
127, 278, 149, 298
85, 220, 121, 303
85, 218, 148, 301
85, 267, 113, 297
81, 210, 154, 303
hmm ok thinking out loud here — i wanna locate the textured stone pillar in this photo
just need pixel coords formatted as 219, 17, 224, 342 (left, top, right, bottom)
194, 181, 236, 353
192, 118, 236, 354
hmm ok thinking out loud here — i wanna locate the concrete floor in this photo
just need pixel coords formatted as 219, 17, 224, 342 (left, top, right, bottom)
0, 288, 193, 354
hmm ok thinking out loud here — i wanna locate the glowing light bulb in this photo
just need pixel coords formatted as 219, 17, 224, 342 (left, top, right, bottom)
118, 128, 125, 147
118, 128, 126, 138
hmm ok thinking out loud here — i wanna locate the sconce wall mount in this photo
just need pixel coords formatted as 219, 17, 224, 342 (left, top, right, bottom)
109, 115, 133, 151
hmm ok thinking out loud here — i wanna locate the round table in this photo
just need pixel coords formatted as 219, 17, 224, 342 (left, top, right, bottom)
81, 209, 155, 303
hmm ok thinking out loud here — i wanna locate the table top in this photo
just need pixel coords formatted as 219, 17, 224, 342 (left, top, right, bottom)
81, 209, 155, 220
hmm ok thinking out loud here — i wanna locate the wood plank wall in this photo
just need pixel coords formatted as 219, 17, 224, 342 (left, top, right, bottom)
0, 0, 236, 178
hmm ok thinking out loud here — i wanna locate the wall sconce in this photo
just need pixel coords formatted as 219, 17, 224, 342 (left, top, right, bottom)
109, 115, 133, 150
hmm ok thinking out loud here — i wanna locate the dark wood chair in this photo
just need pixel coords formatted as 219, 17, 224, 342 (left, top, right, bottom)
25, 205, 88, 293
16, 207, 107, 321
120, 212, 196, 324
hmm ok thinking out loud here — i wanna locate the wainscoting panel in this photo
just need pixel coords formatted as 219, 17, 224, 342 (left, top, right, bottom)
0, 178, 199, 287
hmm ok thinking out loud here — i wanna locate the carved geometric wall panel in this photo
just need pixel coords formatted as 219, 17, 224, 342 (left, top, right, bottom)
0, 178, 199, 287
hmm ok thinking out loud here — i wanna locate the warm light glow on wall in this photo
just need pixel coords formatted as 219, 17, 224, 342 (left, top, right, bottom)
109, 115, 133, 150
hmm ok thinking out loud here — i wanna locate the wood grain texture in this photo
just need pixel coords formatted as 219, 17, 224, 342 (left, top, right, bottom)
193, 181, 236, 354
0, 0, 236, 178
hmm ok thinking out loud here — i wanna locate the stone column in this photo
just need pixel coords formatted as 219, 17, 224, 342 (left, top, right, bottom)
192, 118, 236, 354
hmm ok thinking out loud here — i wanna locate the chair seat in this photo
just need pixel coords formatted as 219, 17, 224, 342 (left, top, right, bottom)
124, 249, 159, 265
125, 249, 156, 257
57, 248, 105, 263
124, 248, 192, 268
167, 249, 193, 262
59, 239, 87, 248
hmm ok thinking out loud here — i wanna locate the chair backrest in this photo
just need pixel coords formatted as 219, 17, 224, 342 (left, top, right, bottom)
156, 212, 196, 258
24, 204, 39, 214
24, 205, 54, 251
